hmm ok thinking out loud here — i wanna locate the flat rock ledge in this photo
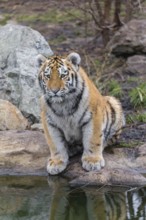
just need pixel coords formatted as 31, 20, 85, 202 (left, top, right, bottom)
0, 130, 146, 187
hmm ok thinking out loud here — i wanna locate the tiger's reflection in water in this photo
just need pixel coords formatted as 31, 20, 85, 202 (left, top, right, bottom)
47, 177, 146, 220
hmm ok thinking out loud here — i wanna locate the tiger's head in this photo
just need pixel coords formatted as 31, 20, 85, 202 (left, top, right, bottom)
37, 52, 82, 103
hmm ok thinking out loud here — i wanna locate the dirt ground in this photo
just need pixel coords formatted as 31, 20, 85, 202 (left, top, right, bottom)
0, 0, 146, 146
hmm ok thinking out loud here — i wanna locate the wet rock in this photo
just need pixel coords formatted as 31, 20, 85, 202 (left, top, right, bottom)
108, 20, 146, 56
0, 24, 53, 121
0, 130, 146, 186
0, 99, 28, 130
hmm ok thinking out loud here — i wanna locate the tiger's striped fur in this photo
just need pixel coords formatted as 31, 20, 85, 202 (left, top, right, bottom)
38, 52, 125, 175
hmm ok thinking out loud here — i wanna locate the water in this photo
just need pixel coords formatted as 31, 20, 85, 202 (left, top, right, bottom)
0, 176, 146, 220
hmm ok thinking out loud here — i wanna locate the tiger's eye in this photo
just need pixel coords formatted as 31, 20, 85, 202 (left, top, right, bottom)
44, 67, 51, 78
61, 70, 68, 78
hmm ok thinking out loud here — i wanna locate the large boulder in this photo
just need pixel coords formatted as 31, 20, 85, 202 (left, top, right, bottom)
0, 99, 28, 130
108, 20, 146, 56
103, 20, 146, 91
0, 24, 53, 121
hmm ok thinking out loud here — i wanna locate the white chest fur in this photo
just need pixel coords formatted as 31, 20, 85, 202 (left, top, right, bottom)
45, 85, 90, 144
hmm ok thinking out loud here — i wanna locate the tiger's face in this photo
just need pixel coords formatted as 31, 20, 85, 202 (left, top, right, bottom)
38, 53, 81, 103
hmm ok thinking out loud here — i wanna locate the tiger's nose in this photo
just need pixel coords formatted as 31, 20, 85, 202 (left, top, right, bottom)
51, 88, 59, 94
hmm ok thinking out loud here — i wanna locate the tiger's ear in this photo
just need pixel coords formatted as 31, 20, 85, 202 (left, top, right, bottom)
67, 52, 81, 71
37, 54, 47, 67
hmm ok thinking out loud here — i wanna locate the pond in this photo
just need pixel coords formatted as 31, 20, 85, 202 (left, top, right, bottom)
0, 176, 146, 220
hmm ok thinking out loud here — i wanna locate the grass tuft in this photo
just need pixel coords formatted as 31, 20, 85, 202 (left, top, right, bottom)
126, 112, 146, 124
107, 79, 123, 98
129, 83, 146, 109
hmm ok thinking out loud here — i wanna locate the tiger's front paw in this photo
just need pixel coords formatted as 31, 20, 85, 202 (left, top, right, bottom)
81, 155, 105, 171
47, 156, 68, 175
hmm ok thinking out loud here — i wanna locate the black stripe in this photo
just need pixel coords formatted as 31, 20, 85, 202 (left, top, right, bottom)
38, 73, 46, 93
75, 72, 78, 87
68, 88, 76, 93
47, 114, 53, 124
78, 106, 89, 125
46, 100, 63, 117
81, 116, 92, 128
45, 98, 52, 107
57, 61, 64, 66
45, 98, 61, 116
105, 101, 116, 140
103, 107, 109, 140
48, 122, 66, 144
71, 73, 74, 86
71, 80, 85, 113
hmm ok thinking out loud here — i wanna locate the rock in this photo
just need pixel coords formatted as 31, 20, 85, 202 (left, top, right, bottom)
108, 20, 146, 56
0, 130, 146, 186
0, 99, 28, 130
62, 146, 146, 186
103, 20, 146, 108
64, 145, 146, 186
123, 55, 146, 79
138, 123, 146, 130
0, 130, 49, 175
0, 24, 53, 121
122, 55, 146, 82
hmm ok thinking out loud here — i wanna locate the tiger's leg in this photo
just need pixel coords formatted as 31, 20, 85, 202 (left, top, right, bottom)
41, 111, 68, 175
81, 115, 105, 171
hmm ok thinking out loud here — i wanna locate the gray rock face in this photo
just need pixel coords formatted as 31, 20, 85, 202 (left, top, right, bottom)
0, 24, 53, 121
104, 20, 146, 85
123, 55, 146, 78
108, 20, 146, 56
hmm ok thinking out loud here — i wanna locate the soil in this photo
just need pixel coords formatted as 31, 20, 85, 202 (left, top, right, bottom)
0, 0, 145, 146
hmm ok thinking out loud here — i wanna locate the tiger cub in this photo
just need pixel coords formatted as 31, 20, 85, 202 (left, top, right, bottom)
38, 52, 125, 175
